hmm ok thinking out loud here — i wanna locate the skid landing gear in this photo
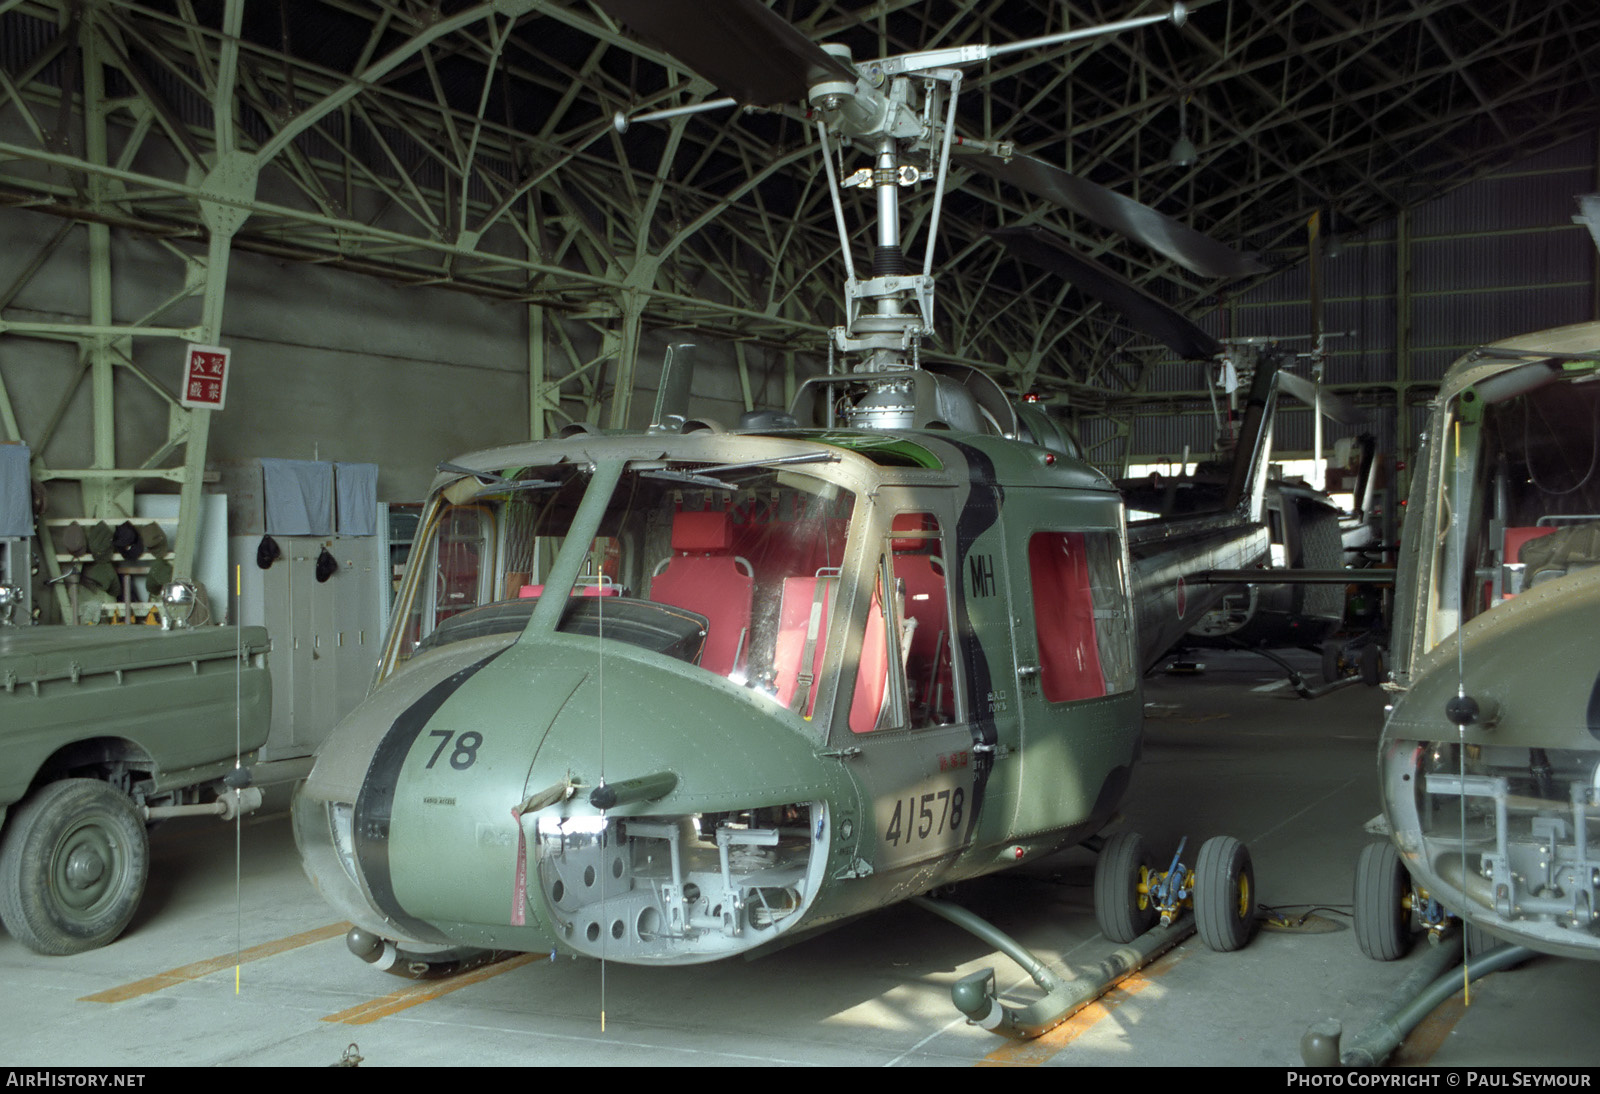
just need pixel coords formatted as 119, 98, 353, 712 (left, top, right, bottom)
1095, 832, 1257, 953
345, 928, 508, 980
914, 831, 1257, 1042
913, 895, 1193, 1041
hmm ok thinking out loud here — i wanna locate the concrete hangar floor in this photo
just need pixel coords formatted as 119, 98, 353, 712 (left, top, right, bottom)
1, 650, 1592, 1068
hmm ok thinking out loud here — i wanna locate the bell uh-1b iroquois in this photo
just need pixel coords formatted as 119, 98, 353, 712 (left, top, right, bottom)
294, 1, 1281, 1038
1353, 318, 1600, 964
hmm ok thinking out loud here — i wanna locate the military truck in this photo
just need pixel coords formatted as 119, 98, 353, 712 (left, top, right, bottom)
0, 625, 270, 954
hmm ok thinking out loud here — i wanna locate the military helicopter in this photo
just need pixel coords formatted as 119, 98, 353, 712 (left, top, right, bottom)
1166, 443, 1387, 664
991, 227, 1389, 669
293, 0, 1280, 1036
1353, 319, 1600, 962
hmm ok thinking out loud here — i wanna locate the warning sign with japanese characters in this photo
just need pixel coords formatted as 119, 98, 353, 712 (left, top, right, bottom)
180, 343, 231, 411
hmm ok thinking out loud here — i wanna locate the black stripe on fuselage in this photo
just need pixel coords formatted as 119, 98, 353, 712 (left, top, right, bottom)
942, 439, 1004, 843
353, 649, 507, 941
1588, 667, 1600, 743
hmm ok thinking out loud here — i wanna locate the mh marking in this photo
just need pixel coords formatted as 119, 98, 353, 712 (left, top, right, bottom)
969, 553, 996, 597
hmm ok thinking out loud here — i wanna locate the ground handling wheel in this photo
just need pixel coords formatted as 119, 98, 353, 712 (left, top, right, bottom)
1353, 840, 1412, 961
1094, 831, 1158, 943
1359, 643, 1384, 687
0, 779, 150, 955
1194, 836, 1255, 952
1321, 640, 1344, 685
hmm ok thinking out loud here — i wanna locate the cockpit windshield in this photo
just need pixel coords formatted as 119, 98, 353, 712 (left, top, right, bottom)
381, 456, 857, 699
1420, 360, 1600, 653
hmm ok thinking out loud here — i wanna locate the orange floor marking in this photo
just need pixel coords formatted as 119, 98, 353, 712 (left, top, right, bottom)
321, 952, 542, 1025
81, 922, 350, 1003
977, 949, 1189, 1067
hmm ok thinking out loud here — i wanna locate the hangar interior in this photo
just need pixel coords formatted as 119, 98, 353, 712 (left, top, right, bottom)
1, 0, 1599, 1068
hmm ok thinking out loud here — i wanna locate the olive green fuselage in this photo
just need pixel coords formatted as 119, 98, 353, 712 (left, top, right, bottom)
295, 425, 1263, 963
1378, 322, 1600, 959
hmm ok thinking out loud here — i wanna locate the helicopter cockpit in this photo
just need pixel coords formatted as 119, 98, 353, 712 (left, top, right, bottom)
296, 440, 982, 963
1411, 355, 1600, 658
382, 446, 961, 736
1379, 342, 1600, 957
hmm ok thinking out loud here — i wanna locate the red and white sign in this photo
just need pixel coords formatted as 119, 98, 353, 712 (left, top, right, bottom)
180, 343, 231, 411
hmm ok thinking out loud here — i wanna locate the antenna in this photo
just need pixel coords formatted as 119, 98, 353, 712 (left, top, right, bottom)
234, 563, 244, 994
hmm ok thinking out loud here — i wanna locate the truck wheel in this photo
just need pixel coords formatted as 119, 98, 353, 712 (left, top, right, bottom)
1094, 831, 1157, 943
0, 779, 150, 955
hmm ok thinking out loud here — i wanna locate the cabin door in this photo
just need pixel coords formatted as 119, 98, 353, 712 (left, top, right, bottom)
838, 511, 983, 875
1002, 493, 1143, 840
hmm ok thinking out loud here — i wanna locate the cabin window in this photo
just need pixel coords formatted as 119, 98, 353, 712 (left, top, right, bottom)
887, 513, 955, 727
1027, 530, 1135, 702
384, 457, 857, 696
842, 513, 958, 734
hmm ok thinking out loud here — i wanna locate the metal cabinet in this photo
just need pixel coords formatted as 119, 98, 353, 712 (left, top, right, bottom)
231, 532, 387, 760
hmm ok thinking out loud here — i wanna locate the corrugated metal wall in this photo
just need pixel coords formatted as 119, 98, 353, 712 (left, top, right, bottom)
1118, 134, 1598, 484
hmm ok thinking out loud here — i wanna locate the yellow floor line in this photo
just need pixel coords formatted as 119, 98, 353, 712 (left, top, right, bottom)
321, 952, 543, 1025
977, 948, 1189, 1067
80, 922, 350, 1003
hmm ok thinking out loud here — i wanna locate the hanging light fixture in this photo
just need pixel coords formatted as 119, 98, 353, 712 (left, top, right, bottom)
1170, 94, 1196, 167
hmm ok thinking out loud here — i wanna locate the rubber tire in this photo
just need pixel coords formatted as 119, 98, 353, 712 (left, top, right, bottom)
0, 779, 149, 955
1194, 836, 1255, 952
1359, 643, 1384, 687
1321, 640, 1343, 685
1353, 840, 1411, 961
1094, 831, 1157, 943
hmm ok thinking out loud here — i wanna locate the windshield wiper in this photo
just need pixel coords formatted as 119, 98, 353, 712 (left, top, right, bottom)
437, 461, 563, 493
638, 452, 838, 490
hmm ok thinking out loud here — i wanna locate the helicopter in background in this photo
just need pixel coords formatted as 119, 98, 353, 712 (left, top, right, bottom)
1153, 434, 1389, 662
293, 0, 1282, 1039
1353, 318, 1600, 963
991, 229, 1393, 679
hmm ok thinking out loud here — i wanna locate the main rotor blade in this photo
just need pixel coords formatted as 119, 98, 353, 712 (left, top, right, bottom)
1274, 368, 1359, 424
991, 226, 1223, 361
593, 0, 855, 106
967, 152, 1268, 281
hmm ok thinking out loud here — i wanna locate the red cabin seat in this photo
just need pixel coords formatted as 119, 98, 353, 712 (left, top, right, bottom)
773, 571, 893, 732
650, 510, 754, 676
518, 582, 620, 598
773, 571, 840, 717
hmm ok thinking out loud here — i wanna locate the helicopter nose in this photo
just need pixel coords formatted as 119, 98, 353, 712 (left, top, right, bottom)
297, 637, 857, 964
292, 786, 379, 934
293, 643, 520, 947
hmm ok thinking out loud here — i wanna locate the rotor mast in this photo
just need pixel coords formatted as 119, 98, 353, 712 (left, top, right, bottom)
808, 48, 936, 376
806, 4, 1191, 379
596, 0, 1221, 430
